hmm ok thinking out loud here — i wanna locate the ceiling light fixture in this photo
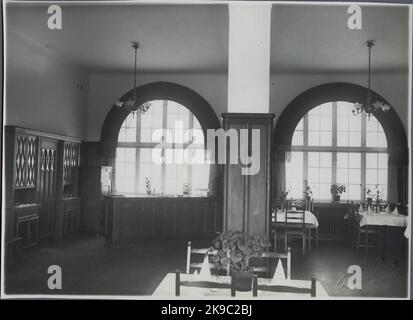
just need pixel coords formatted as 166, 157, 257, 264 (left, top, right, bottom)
352, 40, 391, 119
114, 42, 150, 114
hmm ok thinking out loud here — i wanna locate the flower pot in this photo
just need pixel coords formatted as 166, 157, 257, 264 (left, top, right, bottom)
333, 194, 341, 202
367, 197, 373, 205
233, 270, 253, 292
146, 190, 152, 196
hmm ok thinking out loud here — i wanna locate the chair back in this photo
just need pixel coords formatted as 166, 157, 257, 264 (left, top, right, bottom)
186, 241, 225, 275
285, 209, 306, 225
250, 247, 291, 279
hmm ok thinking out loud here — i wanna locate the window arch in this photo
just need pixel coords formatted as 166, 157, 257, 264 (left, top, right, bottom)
286, 101, 388, 201
115, 100, 210, 196
99, 82, 222, 198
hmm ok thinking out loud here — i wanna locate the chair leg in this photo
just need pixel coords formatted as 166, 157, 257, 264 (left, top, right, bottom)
302, 232, 306, 255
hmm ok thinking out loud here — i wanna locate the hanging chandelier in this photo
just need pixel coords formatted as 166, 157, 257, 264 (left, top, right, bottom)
114, 42, 150, 114
352, 40, 391, 119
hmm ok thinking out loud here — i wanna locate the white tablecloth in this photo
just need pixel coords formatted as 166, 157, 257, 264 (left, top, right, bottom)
152, 273, 328, 299
273, 210, 319, 228
359, 211, 408, 228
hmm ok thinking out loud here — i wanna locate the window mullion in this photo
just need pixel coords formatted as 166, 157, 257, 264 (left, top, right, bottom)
332, 102, 337, 185
303, 114, 308, 192
135, 113, 142, 194
361, 111, 366, 201
161, 100, 167, 194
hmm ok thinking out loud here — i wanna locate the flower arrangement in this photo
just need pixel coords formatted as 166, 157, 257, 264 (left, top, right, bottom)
330, 184, 346, 201
366, 185, 384, 203
210, 231, 271, 272
182, 182, 191, 196
145, 177, 152, 195
330, 184, 346, 195
304, 186, 313, 199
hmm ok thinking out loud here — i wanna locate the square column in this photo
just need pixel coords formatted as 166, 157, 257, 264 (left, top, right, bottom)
228, 3, 272, 113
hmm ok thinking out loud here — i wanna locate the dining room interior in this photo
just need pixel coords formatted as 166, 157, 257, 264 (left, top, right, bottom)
2, 1, 411, 299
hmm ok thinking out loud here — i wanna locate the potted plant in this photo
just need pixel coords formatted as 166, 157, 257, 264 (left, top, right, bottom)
210, 231, 271, 291
145, 177, 152, 195
330, 184, 346, 202
365, 188, 373, 205
304, 186, 313, 201
182, 182, 191, 196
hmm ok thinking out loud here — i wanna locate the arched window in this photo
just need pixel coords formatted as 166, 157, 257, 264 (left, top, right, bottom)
286, 101, 388, 201
115, 99, 210, 196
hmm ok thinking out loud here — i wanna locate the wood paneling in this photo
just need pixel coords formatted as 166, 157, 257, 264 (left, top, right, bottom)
313, 202, 348, 241
105, 197, 222, 244
222, 113, 274, 236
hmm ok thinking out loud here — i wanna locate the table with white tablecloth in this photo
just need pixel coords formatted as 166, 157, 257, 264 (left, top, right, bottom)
272, 210, 319, 228
358, 211, 409, 250
152, 273, 328, 299
359, 211, 408, 228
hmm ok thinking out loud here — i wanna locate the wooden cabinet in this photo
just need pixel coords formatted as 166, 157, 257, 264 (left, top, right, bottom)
14, 133, 38, 189
15, 205, 41, 248
63, 198, 81, 235
4, 126, 82, 262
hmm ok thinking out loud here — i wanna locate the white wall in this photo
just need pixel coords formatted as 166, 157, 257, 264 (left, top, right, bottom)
5, 28, 89, 139
86, 72, 228, 141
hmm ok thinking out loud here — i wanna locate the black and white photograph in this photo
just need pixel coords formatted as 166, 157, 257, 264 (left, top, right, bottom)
1, 0, 412, 302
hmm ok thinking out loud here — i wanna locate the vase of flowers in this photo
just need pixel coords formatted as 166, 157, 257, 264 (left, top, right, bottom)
304, 186, 313, 201
182, 182, 191, 196
145, 177, 152, 195
330, 184, 346, 202
210, 231, 271, 291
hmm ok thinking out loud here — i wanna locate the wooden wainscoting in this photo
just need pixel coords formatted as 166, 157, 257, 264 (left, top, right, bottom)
314, 202, 348, 242
105, 196, 222, 244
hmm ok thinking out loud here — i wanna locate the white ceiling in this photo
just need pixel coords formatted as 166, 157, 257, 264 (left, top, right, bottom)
5, 2, 410, 73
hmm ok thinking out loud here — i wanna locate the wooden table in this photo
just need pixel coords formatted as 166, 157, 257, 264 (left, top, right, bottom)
152, 273, 328, 299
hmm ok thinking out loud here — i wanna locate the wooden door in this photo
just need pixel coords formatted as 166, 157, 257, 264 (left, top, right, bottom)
38, 139, 59, 240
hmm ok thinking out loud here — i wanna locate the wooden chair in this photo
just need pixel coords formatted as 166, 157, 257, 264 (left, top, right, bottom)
250, 247, 291, 279
352, 208, 382, 254
185, 241, 228, 275
174, 270, 317, 297
275, 209, 307, 255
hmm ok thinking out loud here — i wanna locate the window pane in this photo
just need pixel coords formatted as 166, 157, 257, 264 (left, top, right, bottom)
337, 132, 348, 147
320, 131, 332, 146
308, 116, 320, 130
349, 131, 361, 147
285, 152, 303, 199
348, 153, 361, 168
308, 131, 320, 146
292, 130, 303, 146
115, 100, 208, 196
308, 152, 319, 167
366, 153, 377, 168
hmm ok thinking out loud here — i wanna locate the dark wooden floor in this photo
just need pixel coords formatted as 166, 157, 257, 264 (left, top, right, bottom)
4, 232, 409, 298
